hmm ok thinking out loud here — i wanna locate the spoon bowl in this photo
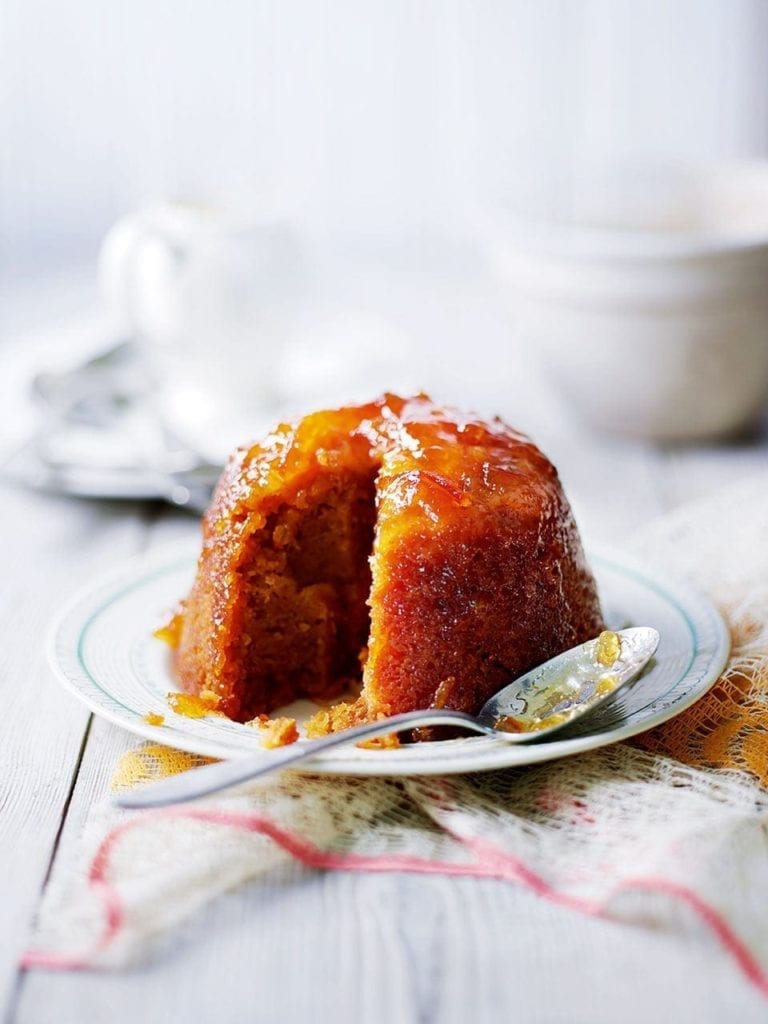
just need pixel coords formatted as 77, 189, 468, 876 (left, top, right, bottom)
116, 627, 659, 809
479, 626, 658, 736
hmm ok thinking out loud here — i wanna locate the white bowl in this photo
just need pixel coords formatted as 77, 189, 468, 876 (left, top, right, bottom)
486, 164, 768, 441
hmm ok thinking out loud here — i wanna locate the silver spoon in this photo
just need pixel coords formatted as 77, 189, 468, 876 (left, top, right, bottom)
116, 626, 658, 810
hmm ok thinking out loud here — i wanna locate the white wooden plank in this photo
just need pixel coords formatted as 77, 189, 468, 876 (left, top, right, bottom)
2, 509, 199, 1016
15, 868, 768, 1023
0, 482, 149, 1018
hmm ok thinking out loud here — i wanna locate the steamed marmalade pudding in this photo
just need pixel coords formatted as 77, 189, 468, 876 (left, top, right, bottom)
162, 394, 603, 738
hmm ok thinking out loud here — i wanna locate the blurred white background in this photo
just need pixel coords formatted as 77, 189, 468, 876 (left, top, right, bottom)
2, 0, 767, 274
2, 0, 768, 462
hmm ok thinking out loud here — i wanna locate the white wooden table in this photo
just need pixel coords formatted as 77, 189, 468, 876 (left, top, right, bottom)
2, 265, 767, 1023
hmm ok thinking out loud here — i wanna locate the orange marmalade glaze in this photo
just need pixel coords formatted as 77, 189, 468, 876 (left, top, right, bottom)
217, 393, 558, 536
154, 609, 184, 648
595, 629, 622, 667
166, 690, 222, 719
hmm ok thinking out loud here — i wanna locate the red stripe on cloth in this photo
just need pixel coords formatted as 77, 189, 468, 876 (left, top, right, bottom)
458, 835, 768, 999
19, 804, 768, 999
619, 877, 768, 998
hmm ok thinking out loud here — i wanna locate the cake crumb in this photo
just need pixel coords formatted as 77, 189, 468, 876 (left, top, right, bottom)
143, 711, 165, 726
247, 715, 300, 748
305, 708, 332, 738
306, 699, 401, 749
306, 696, 370, 738
358, 732, 401, 750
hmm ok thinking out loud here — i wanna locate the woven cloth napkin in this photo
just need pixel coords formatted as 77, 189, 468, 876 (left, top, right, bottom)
23, 473, 768, 997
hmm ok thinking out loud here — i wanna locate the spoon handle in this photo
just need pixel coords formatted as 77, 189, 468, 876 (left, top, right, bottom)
115, 709, 487, 809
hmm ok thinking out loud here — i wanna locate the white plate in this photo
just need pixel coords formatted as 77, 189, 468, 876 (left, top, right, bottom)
47, 543, 730, 775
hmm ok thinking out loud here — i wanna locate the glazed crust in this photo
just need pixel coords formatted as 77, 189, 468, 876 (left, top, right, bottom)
172, 394, 604, 725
